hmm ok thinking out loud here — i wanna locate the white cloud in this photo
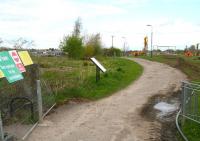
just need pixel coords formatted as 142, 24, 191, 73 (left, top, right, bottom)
0, 0, 199, 50
153, 20, 200, 48
0, 0, 127, 49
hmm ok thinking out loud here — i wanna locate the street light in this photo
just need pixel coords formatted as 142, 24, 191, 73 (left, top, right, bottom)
122, 36, 126, 56
146, 24, 153, 58
111, 35, 115, 48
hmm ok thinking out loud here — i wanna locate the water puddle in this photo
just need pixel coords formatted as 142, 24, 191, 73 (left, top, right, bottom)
154, 102, 178, 113
154, 101, 179, 122
140, 90, 181, 141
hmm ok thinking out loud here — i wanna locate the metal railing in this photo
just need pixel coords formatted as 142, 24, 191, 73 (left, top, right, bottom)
181, 81, 200, 122
176, 81, 200, 141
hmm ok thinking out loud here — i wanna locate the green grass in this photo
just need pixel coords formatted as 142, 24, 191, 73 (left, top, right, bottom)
181, 119, 200, 141
33, 56, 143, 103
139, 55, 200, 81
138, 55, 200, 141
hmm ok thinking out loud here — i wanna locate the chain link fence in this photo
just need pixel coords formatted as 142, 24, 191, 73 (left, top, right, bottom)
0, 64, 55, 141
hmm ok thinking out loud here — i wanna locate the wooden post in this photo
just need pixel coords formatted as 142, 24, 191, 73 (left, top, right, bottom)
0, 112, 4, 141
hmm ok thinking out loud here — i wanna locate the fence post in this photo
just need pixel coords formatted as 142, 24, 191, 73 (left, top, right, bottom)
181, 81, 186, 125
194, 92, 198, 120
37, 80, 43, 123
0, 112, 4, 141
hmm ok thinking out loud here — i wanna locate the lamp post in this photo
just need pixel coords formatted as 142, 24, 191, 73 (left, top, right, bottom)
122, 36, 126, 56
147, 25, 153, 58
111, 35, 114, 48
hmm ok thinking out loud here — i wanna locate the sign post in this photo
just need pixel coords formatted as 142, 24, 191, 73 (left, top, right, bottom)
90, 57, 106, 82
96, 66, 100, 82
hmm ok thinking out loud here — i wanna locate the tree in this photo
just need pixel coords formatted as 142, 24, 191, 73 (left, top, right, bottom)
60, 18, 84, 59
10, 38, 35, 49
84, 33, 103, 58
188, 45, 196, 52
84, 44, 94, 58
60, 35, 84, 59
111, 47, 122, 56
92, 33, 102, 55
73, 18, 82, 37
0, 37, 34, 49
103, 47, 122, 57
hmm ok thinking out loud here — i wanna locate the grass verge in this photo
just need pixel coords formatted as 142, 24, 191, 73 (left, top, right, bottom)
33, 56, 143, 103
139, 55, 200, 81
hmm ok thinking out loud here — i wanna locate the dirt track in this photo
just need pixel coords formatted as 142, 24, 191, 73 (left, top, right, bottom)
27, 58, 187, 141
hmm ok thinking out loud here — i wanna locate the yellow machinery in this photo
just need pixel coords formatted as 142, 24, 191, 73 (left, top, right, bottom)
129, 36, 148, 56
143, 36, 148, 54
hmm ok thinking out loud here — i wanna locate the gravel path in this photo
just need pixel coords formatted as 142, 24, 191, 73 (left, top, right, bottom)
27, 58, 187, 141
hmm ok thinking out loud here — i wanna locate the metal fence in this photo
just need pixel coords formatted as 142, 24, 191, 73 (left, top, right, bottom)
181, 81, 200, 123
0, 64, 55, 141
176, 81, 200, 141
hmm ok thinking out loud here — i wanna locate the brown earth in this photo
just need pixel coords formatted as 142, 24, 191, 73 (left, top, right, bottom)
27, 58, 187, 141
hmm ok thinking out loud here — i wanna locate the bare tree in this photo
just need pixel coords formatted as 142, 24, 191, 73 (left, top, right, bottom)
10, 38, 35, 49
0, 38, 3, 45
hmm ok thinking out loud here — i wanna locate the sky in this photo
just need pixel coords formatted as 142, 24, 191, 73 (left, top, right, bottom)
0, 0, 200, 50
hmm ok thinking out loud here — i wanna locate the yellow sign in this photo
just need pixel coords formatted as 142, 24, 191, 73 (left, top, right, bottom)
18, 51, 33, 66
0, 70, 4, 78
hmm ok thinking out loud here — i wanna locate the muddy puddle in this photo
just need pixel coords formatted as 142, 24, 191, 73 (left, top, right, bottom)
140, 91, 181, 141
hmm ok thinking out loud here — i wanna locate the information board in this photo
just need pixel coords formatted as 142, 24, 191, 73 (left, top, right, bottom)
90, 57, 106, 73
9, 50, 26, 72
0, 51, 23, 83
18, 51, 33, 66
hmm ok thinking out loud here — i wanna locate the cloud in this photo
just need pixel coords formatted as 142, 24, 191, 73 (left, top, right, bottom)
0, 0, 199, 50
0, 0, 127, 49
152, 20, 200, 48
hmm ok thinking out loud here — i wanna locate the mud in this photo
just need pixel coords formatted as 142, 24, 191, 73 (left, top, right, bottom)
140, 90, 181, 141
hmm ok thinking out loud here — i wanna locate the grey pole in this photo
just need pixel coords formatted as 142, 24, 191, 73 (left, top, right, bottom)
147, 25, 153, 58
122, 37, 126, 56
0, 112, 4, 141
37, 80, 43, 123
181, 81, 186, 124
112, 35, 114, 48
151, 29, 153, 58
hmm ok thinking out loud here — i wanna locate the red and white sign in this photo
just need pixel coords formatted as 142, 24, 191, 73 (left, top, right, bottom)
9, 50, 26, 72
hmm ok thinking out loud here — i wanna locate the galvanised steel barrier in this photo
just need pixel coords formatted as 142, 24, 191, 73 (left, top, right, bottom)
176, 81, 200, 141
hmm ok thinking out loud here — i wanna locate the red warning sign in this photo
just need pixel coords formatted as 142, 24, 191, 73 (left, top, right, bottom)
9, 50, 26, 72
